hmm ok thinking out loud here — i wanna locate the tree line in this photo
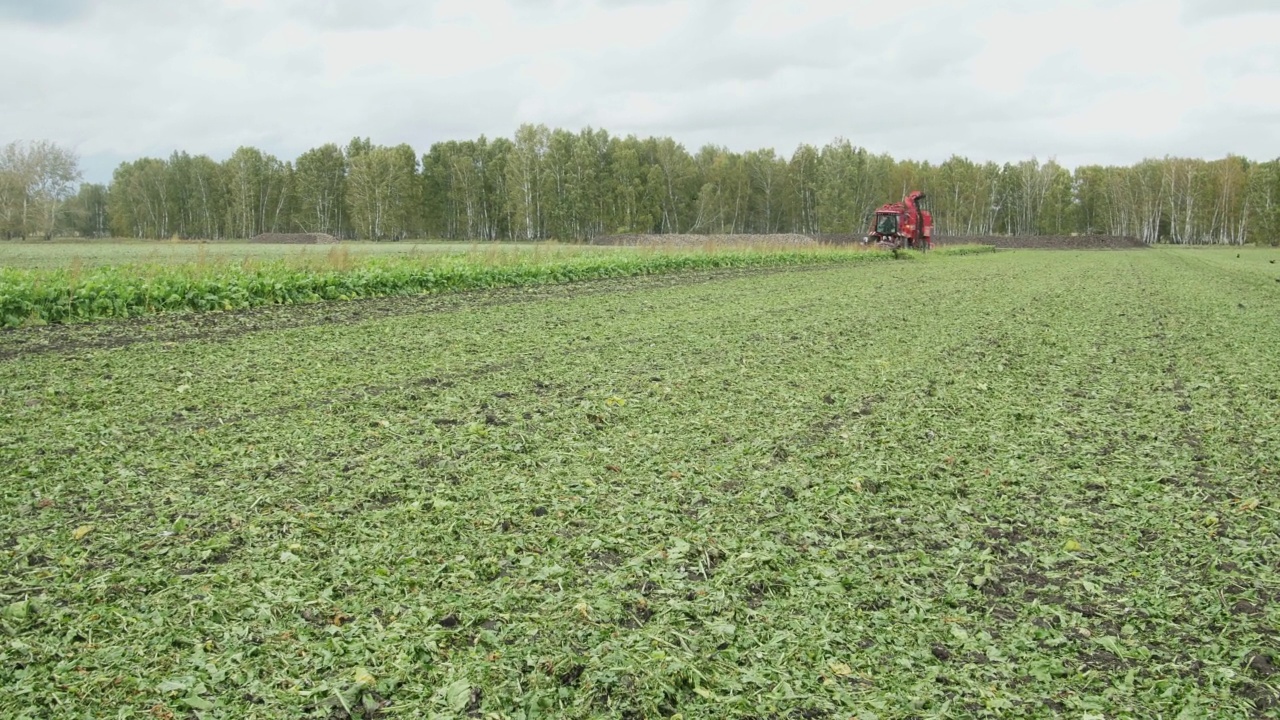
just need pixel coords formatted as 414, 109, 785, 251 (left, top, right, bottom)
3, 128, 1278, 244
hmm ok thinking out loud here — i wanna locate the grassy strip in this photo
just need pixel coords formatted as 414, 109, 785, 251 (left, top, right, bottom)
0, 246, 980, 328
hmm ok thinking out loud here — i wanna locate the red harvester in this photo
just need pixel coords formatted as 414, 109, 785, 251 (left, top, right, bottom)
863, 191, 933, 251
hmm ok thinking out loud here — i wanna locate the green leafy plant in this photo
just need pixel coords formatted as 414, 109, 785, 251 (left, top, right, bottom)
0, 245, 951, 328
1, 246, 1276, 718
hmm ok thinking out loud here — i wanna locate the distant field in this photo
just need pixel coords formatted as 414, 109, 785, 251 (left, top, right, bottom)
0, 240, 571, 269
2, 247, 1278, 717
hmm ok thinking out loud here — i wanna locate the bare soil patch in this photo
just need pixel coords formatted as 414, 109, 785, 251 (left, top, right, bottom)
933, 235, 1147, 249
592, 234, 817, 248
595, 233, 1146, 250
249, 232, 339, 244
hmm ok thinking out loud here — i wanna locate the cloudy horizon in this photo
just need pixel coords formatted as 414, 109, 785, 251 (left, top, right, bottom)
3, 0, 1278, 185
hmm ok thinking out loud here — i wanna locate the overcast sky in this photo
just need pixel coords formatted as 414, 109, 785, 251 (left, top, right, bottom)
2, 0, 1278, 184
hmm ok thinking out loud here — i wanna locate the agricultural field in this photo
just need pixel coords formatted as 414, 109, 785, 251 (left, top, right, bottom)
0, 240, 567, 271
1, 247, 1279, 718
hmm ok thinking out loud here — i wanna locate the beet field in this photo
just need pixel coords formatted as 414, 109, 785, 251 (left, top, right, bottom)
2, 247, 1278, 718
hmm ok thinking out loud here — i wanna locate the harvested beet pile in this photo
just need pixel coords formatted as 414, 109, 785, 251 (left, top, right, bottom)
250, 233, 340, 244
932, 235, 1147, 249
593, 234, 818, 248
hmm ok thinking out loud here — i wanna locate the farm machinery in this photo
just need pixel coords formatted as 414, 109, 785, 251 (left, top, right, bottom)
863, 191, 934, 251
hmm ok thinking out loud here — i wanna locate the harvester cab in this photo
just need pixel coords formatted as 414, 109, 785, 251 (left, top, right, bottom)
864, 191, 933, 251
875, 213, 899, 236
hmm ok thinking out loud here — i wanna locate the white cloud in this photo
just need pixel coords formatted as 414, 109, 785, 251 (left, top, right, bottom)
1, 0, 1277, 183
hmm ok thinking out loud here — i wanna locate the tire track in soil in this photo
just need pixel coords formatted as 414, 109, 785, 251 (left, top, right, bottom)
134, 264, 895, 434
1125, 252, 1280, 714
933, 235, 1147, 250
152, 358, 529, 432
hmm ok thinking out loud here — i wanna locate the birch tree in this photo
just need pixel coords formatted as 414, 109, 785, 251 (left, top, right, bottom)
65, 183, 110, 238
1247, 160, 1280, 245
294, 144, 347, 236
227, 149, 292, 238
507, 124, 549, 240
0, 140, 81, 239
347, 144, 417, 240
788, 144, 821, 235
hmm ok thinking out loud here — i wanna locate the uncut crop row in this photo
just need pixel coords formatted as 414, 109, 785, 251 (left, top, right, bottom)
0, 247, 994, 328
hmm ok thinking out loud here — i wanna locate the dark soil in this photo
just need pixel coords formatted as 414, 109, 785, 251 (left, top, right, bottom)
595, 233, 1147, 250
592, 233, 816, 247
249, 232, 339, 244
932, 235, 1147, 249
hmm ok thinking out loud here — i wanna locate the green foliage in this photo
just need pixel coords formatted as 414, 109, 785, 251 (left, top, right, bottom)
0, 246, 902, 328
86, 127, 1280, 244
5, 134, 1276, 244
62, 183, 110, 238
1247, 160, 1280, 245
347, 144, 419, 241
294, 144, 348, 237
1, 247, 1277, 718
0, 140, 81, 240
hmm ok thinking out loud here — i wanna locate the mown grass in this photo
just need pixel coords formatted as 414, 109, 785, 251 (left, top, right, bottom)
0, 244, 993, 329
1, 247, 1277, 718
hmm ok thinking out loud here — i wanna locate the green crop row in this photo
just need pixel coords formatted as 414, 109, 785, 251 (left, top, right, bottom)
0, 246, 993, 328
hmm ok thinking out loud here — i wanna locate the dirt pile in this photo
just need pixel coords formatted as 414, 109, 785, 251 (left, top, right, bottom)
250, 233, 340, 244
593, 233, 818, 248
932, 235, 1147, 249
